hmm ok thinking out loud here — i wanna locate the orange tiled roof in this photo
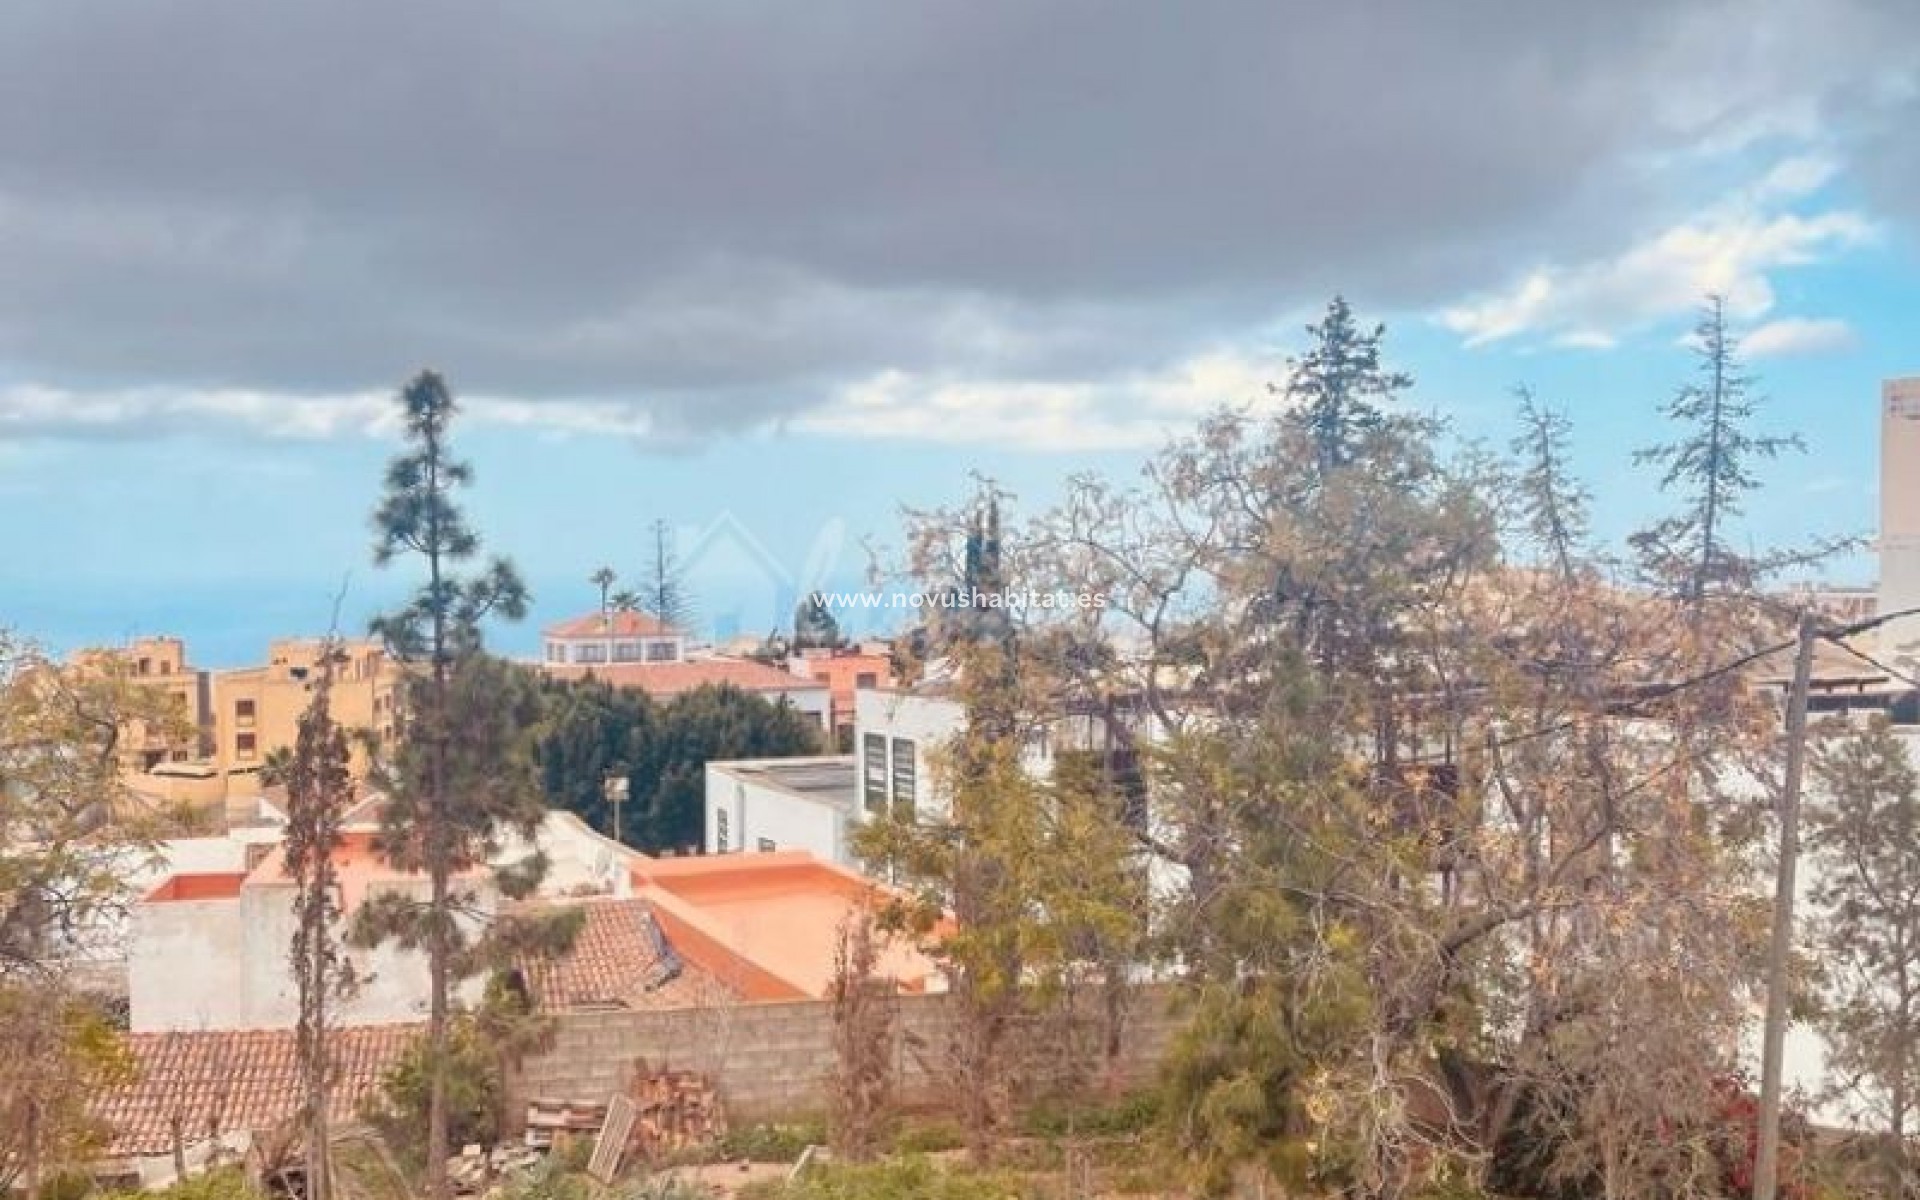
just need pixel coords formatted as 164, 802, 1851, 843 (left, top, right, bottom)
91, 1025, 419, 1158
517, 897, 728, 1012
544, 611, 678, 640
542, 657, 827, 698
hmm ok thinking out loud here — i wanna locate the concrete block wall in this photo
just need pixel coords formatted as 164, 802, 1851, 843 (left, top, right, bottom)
519, 986, 1182, 1124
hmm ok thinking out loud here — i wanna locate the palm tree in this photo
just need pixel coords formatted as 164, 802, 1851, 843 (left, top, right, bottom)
590, 566, 618, 614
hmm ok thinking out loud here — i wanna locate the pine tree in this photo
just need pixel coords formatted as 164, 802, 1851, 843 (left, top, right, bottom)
641, 519, 694, 631
1631, 295, 1804, 605
283, 641, 358, 1200
354, 371, 553, 1200
793, 591, 844, 651
1283, 295, 1415, 473
1510, 386, 1591, 581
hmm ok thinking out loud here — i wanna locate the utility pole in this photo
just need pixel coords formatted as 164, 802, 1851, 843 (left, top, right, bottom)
1754, 609, 1818, 1200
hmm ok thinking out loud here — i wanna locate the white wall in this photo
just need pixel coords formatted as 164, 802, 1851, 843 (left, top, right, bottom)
131, 876, 490, 1033
130, 894, 248, 1031
771, 686, 832, 735
703, 761, 850, 861
1880, 379, 1920, 671
851, 690, 965, 825
495, 810, 636, 898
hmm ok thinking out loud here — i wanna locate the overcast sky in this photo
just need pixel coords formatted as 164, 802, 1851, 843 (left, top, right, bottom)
3, 1, 1917, 659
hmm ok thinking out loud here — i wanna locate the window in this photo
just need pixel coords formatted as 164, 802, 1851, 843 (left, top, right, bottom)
234, 698, 256, 727
236, 732, 257, 760
862, 734, 888, 814
890, 737, 916, 821
646, 640, 678, 662
613, 641, 642, 662
757, 837, 776, 852
575, 642, 607, 663
546, 643, 565, 663
855, 672, 878, 689
715, 809, 729, 852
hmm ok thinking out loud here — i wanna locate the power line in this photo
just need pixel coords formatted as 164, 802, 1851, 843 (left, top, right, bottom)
1817, 636, 1920, 695
1402, 605, 1920, 766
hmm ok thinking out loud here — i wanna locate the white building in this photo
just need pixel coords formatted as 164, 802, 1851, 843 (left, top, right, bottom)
128, 831, 497, 1032
852, 688, 966, 825
543, 609, 687, 666
704, 684, 1182, 900
703, 756, 858, 859
539, 608, 833, 735
1880, 377, 1920, 672
126, 809, 636, 1033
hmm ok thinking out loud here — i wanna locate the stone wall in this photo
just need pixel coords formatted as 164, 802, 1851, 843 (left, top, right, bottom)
519, 986, 1182, 1123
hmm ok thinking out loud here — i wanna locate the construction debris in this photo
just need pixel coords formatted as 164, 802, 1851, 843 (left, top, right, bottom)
446, 1143, 543, 1194
523, 1097, 608, 1151
522, 1065, 728, 1169
587, 1095, 638, 1182
626, 1067, 728, 1158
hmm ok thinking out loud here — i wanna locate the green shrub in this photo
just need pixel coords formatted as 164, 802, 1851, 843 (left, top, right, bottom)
889, 1118, 966, 1155
1018, 1090, 1161, 1139
493, 1157, 593, 1200
717, 1119, 828, 1162
94, 1167, 262, 1200
358, 1021, 503, 1175
33, 1169, 97, 1200
781, 1156, 1039, 1200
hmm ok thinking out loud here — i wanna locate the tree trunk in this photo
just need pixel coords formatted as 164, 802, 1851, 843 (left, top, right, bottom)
425, 436, 452, 1200
427, 857, 450, 1200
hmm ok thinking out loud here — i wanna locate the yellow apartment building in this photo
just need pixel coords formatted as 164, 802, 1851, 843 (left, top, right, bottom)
211, 638, 403, 786
69, 636, 214, 772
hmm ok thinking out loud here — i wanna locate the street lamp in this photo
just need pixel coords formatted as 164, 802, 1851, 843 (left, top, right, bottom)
603, 774, 630, 845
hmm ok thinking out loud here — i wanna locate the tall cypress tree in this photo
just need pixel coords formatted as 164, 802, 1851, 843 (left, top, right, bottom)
353, 372, 547, 1200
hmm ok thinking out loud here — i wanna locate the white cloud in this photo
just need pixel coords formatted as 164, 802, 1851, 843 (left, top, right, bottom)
1436, 160, 1874, 348
0, 386, 394, 440
1748, 154, 1839, 203
792, 349, 1279, 451
1740, 316, 1859, 358
0, 386, 689, 445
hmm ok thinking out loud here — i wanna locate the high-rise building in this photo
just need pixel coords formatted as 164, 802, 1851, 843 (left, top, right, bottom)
1880, 378, 1920, 669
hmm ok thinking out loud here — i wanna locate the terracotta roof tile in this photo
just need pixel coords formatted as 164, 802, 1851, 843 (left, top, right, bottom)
541, 657, 826, 698
92, 1025, 419, 1158
543, 611, 678, 639
518, 898, 730, 1012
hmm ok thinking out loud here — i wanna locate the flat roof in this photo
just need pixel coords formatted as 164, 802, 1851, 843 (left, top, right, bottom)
708, 755, 856, 804
632, 852, 942, 999
144, 872, 248, 903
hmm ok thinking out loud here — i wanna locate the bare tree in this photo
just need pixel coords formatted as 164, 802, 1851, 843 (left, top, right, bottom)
285, 638, 359, 1200
828, 904, 895, 1162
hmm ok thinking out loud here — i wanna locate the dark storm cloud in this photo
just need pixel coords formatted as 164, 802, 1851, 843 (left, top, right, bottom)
0, 0, 1911, 434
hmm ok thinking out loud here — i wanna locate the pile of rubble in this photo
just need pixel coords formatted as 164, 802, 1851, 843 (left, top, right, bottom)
447, 1144, 545, 1194
626, 1069, 728, 1159
520, 1065, 729, 1176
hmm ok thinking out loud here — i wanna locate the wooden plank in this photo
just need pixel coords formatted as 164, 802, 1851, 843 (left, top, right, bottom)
587, 1095, 637, 1183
